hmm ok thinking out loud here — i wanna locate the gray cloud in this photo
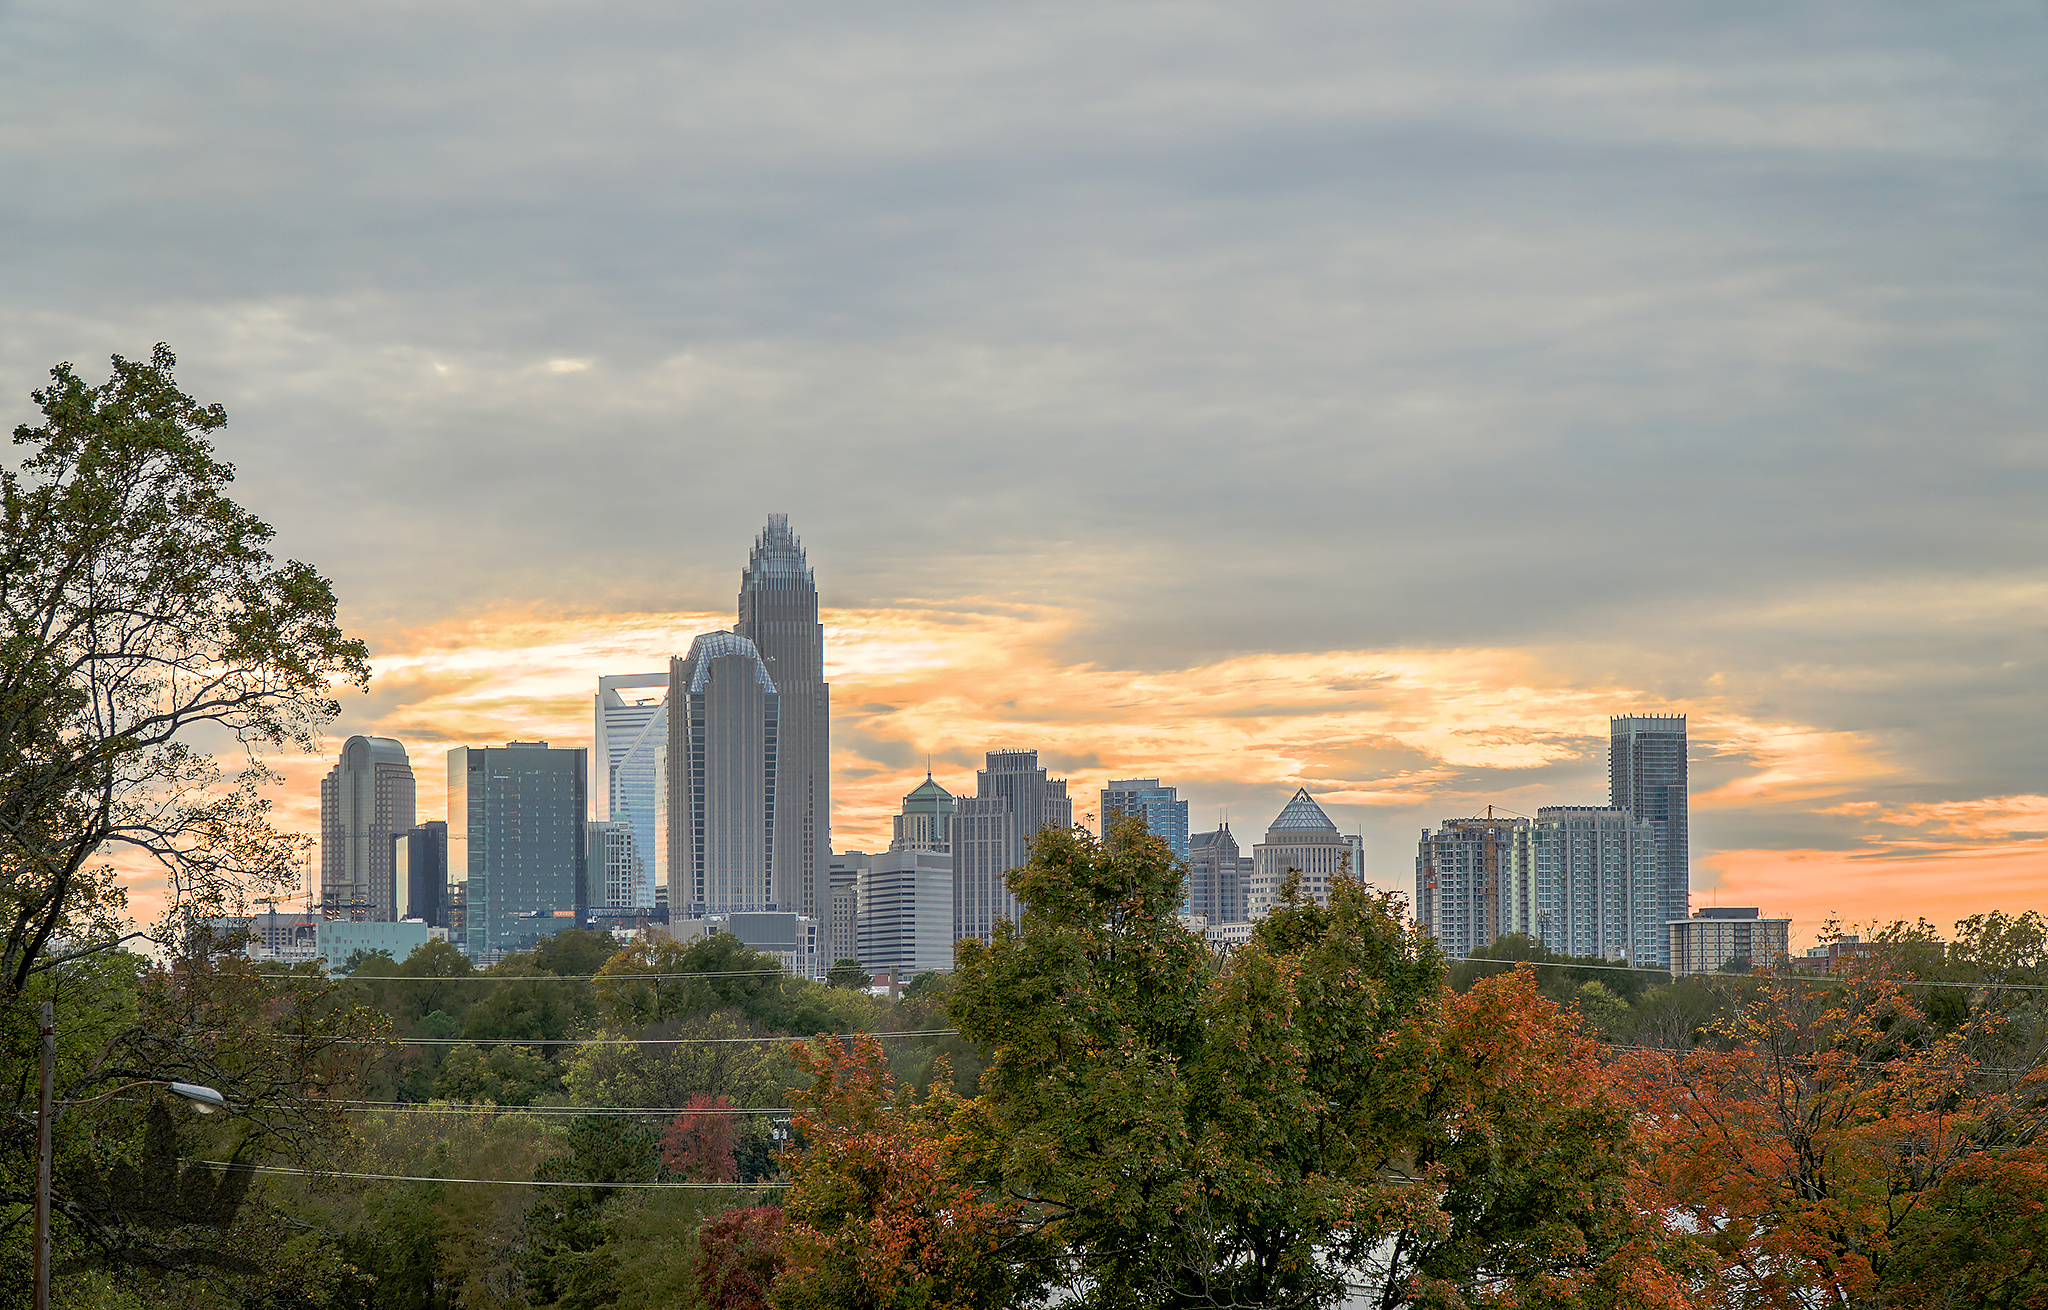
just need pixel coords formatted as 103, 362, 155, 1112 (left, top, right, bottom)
4, 0, 2044, 877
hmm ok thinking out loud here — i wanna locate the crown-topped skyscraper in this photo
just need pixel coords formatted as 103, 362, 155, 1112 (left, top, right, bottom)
736, 514, 831, 934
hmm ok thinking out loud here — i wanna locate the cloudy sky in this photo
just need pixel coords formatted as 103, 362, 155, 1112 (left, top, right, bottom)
5, 1, 2043, 941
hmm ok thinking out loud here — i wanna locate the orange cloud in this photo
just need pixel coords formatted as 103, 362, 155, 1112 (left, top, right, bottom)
110, 602, 2041, 939
1702, 841, 2048, 949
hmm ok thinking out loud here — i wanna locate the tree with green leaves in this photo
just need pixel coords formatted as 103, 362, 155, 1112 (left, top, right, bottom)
936, 822, 1675, 1309
0, 347, 377, 1301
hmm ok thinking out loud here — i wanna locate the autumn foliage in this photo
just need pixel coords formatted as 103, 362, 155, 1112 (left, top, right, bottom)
1619, 961, 2048, 1310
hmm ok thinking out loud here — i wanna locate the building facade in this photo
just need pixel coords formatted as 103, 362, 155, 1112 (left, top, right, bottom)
667, 631, 781, 917
448, 741, 588, 958
1099, 779, 1190, 861
1249, 789, 1356, 917
857, 847, 955, 980
393, 820, 449, 927
1187, 823, 1249, 925
736, 515, 832, 954
827, 850, 868, 968
1669, 907, 1792, 975
1415, 815, 1535, 958
954, 749, 1072, 943
596, 674, 667, 908
320, 735, 416, 922
1611, 714, 1689, 929
1532, 805, 1661, 964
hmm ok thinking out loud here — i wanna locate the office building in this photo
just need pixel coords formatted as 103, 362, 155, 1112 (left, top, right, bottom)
827, 851, 869, 968
1532, 806, 1661, 964
393, 821, 449, 928
1415, 815, 1536, 958
736, 514, 832, 951
320, 736, 416, 922
892, 772, 957, 853
1099, 779, 1190, 862
319, 919, 447, 972
1611, 714, 1690, 929
857, 847, 954, 980
597, 675, 667, 908
1187, 823, 1249, 924
1669, 907, 1792, 975
587, 819, 643, 914
1249, 789, 1358, 917
954, 749, 1072, 943
666, 631, 781, 917
449, 740, 588, 958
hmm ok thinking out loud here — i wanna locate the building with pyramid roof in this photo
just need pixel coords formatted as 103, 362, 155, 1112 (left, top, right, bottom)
1249, 788, 1365, 917
892, 771, 957, 853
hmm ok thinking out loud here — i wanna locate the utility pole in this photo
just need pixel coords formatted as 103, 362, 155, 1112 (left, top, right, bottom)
35, 999, 53, 1310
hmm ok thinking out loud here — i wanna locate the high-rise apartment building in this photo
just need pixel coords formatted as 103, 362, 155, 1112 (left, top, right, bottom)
320, 736, 416, 922
1415, 816, 1536, 958
1532, 805, 1661, 964
666, 631, 781, 917
1187, 823, 1249, 924
954, 749, 1072, 943
1669, 907, 1791, 975
448, 741, 587, 958
1099, 779, 1190, 861
892, 773, 956, 853
1249, 789, 1358, 917
1611, 714, 1689, 929
736, 515, 832, 948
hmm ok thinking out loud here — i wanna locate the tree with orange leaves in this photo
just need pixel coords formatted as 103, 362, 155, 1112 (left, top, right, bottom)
773, 1032, 1047, 1310
1619, 957, 2048, 1310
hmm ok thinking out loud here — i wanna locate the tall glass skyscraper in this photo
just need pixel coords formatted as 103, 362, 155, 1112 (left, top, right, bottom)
1187, 822, 1249, 924
666, 630, 781, 916
596, 674, 666, 908
1533, 805, 1661, 964
448, 740, 587, 958
1099, 779, 1190, 861
1610, 714, 1689, 931
735, 516, 831, 944
320, 736, 416, 922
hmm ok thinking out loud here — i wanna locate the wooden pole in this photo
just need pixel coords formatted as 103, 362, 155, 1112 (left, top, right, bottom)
34, 998, 54, 1310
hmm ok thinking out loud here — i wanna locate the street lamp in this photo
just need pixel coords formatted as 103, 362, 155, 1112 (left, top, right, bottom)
33, 1000, 227, 1310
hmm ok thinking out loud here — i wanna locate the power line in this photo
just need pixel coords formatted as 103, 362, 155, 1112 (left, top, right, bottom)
186, 1160, 790, 1189
1454, 956, 2048, 992
319, 1100, 792, 1116
265, 1028, 960, 1047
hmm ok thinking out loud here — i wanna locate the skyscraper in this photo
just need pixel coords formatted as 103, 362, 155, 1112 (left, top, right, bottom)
596, 674, 667, 819
320, 736, 416, 922
1248, 789, 1355, 917
1099, 779, 1190, 862
892, 772, 956, 853
666, 631, 780, 917
448, 740, 587, 958
1532, 805, 1661, 964
606, 701, 666, 908
393, 820, 449, 927
953, 749, 1072, 943
1610, 714, 1689, 929
1187, 822, 1247, 924
735, 516, 831, 945
1415, 816, 1535, 958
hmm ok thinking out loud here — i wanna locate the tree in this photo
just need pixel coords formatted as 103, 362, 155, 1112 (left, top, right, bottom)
0, 347, 374, 1299
827, 957, 873, 991
937, 822, 1666, 1308
1619, 958, 2048, 1309
774, 1033, 1039, 1310
517, 1115, 661, 1308
662, 1094, 741, 1183
0, 345, 369, 991
698, 1206, 786, 1310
